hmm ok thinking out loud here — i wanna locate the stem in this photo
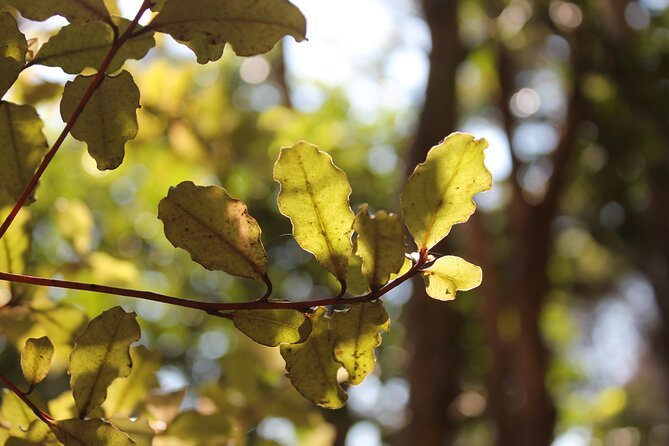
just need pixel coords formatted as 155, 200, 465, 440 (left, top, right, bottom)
0, 372, 54, 425
0, 0, 153, 241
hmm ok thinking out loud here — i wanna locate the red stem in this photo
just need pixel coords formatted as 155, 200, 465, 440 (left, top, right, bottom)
0, 372, 54, 425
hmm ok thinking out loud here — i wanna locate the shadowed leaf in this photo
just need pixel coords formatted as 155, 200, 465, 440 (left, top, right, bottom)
422, 255, 482, 301
401, 132, 492, 250
20, 336, 54, 389
232, 309, 311, 347
54, 418, 135, 446
0, 390, 37, 436
0, 0, 110, 22
0, 12, 27, 98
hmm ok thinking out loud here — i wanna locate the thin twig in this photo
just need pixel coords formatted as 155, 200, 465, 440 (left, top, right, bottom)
0, 372, 54, 425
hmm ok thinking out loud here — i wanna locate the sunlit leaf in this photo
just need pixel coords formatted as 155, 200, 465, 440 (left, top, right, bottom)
0, 0, 110, 22
31, 19, 155, 74
274, 141, 354, 284
0, 389, 37, 436
0, 102, 49, 206
354, 205, 405, 289
60, 70, 140, 170
109, 417, 153, 446
53, 418, 135, 446
152, 411, 233, 446
401, 133, 492, 250
345, 252, 370, 295
280, 307, 347, 409
330, 302, 389, 385
0, 12, 27, 98
150, 0, 306, 58
5, 420, 59, 445
103, 346, 160, 417
48, 391, 77, 420
232, 309, 311, 347
20, 336, 54, 389
69, 306, 141, 418
181, 35, 226, 64
0, 208, 30, 306
158, 181, 269, 282
421, 255, 482, 301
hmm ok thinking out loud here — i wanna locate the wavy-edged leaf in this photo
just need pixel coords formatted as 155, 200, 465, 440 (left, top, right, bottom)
422, 255, 482, 301
354, 205, 405, 289
60, 70, 140, 170
150, 0, 306, 58
31, 19, 155, 74
232, 309, 311, 347
181, 34, 225, 64
103, 346, 160, 417
5, 419, 59, 445
401, 133, 492, 250
0, 0, 110, 22
274, 141, 354, 284
0, 208, 30, 305
20, 336, 54, 389
158, 181, 269, 282
280, 307, 347, 409
54, 418, 135, 446
0, 12, 27, 98
69, 306, 141, 418
0, 102, 49, 206
330, 302, 389, 385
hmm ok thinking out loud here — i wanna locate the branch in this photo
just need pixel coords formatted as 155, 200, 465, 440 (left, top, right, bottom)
0, 372, 54, 426
0, 0, 153, 241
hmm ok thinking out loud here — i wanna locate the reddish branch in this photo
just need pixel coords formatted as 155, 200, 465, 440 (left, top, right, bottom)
0, 371, 54, 426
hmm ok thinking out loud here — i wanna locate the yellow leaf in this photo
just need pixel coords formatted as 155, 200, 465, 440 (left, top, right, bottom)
0, 389, 37, 436
158, 181, 269, 282
401, 133, 492, 250
0, 12, 27, 97
69, 306, 141, 418
5, 419, 59, 445
0, 208, 30, 306
280, 307, 347, 409
421, 255, 482, 301
274, 141, 354, 284
103, 346, 160, 417
53, 418, 135, 446
0, 0, 110, 22
153, 411, 233, 446
354, 205, 405, 289
20, 336, 54, 389
232, 309, 311, 347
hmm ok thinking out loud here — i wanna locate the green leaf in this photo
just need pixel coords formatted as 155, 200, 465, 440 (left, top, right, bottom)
330, 302, 389, 385
0, 389, 37, 436
5, 420, 59, 445
31, 19, 155, 75
0, 102, 49, 206
53, 418, 135, 446
0, 208, 30, 306
20, 336, 54, 389
181, 34, 225, 64
0, 0, 110, 22
280, 307, 347, 409
108, 417, 153, 446
150, 0, 306, 58
274, 141, 355, 284
401, 133, 492, 250
103, 346, 160, 417
60, 70, 140, 170
421, 255, 482, 301
0, 12, 27, 98
69, 306, 141, 418
232, 309, 311, 347
153, 411, 233, 446
354, 205, 405, 289
158, 181, 269, 282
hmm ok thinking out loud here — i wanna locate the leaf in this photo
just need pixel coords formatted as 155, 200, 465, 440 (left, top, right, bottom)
158, 181, 269, 282
274, 141, 355, 284
109, 417, 153, 446
280, 307, 347, 409
421, 255, 482, 301
330, 302, 389, 385
0, 389, 37, 436
152, 411, 233, 446
354, 205, 405, 289
232, 309, 311, 347
69, 306, 141, 418
181, 34, 226, 64
400, 132, 492, 250
53, 418, 135, 446
20, 336, 54, 389
145, 388, 186, 425
0, 102, 49, 206
0, 12, 27, 98
0, 208, 30, 306
60, 70, 140, 170
31, 19, 155, 75
103, 346, 160, 417
0, 0, 110, 22
150, 0, 306, 58
5, 420, 59, 445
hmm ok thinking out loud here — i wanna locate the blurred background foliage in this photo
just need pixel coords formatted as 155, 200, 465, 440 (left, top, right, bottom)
0, 0, 668, 444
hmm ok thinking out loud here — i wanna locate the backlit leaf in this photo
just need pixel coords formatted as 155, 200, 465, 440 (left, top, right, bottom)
69, 306, 141, 418
0, 0, 110, 22
60, 70, 140, 170
0, 208, 30, 306
421, 255, 482, 301
330, 302, 389, 385
280, 307, 347, 409
153, 411, 233, 446
401, 133, 492, 250
31, 19, 155, 74
181, 34, 226, 64
274, 141, 354, 284
0, 12, 27, 98
0, 389, 37, 436
53, 418, 135, 446
232, 309, 311, 347
103, 346, 160, 417
150, 0, 306, 57
20, 336, 54, 389
0, 102, 49, 206
5, 420, 59, 445
109, 417, 153, 446
354, 205, 405, 289
158, 181, 269, 282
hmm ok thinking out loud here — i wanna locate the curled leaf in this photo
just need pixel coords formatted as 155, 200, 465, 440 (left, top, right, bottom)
232, 309, 311, 347
421, 255, 482, 301
20, 336, 54, 389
